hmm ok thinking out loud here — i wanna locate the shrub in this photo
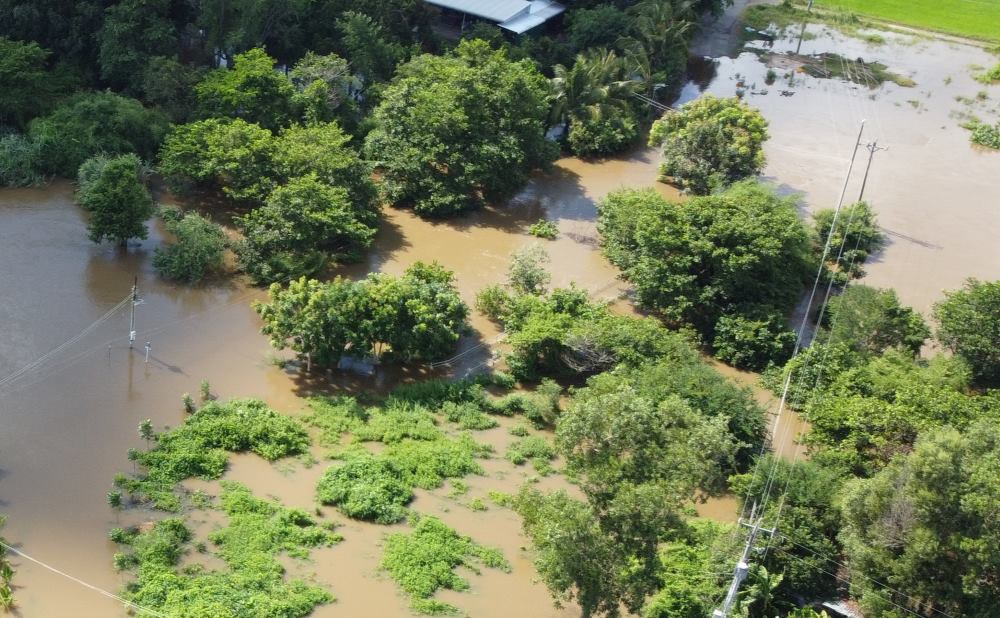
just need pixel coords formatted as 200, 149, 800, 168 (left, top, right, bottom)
305, 396, 368, 445
382, 515, 510, 614
316, 453, 413, 524
567, 109, 639, 157
506, 436, 557, 473
528, 219, 559, 239
0, 133, 43, 186
934, 279, 1000, 387
813, 201, 884, 282
353, 404, 442, 443
386, 435, 490, 490
441, 401, 498, 430
712, 310, 796, 371
970, 120, 1000, 149
153, 211, 227, 283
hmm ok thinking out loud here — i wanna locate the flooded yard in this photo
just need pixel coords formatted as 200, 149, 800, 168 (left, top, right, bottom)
0, 7, 997, 617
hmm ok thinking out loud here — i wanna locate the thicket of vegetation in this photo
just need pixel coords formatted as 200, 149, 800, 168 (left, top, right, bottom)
255, 262, 469, 367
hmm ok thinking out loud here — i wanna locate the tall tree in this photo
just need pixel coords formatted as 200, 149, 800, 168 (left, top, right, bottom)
365, 40, 555, 217
195, 48, 295, 130
0, 37, 55, 128
97, 0, 178, 91
77, 154, 154, 246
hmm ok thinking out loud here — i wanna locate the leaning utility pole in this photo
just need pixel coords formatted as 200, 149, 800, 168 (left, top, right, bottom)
857, 140, 888, 203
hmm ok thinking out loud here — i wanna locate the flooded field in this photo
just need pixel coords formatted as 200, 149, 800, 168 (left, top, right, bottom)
1, 7, 997, 617
681, 21, 1000, 314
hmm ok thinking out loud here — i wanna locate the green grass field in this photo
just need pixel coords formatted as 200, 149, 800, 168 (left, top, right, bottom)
812, 0, 1000, 43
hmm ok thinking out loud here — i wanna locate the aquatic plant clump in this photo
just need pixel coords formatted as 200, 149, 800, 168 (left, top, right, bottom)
382, 515, 510, 614
113, 483, 338, 618
528, 219, 559, 239
505, 436, 557, 474
118, 398, 310, 511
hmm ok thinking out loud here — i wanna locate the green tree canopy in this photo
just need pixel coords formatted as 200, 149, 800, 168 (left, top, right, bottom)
0, 37, 56, 128
236, 174, 377, 283
825, 285, 930, 356
597, 181, 814, 331
28, 92, 169, 177
649, 95, 768, 195
158, 118, 277, 202
255, 263, 469, 366
840, 420, 1000, 617
364, 39, 555, 216
76, 153, 154, 246
196, 48, 295, 131
934, 279, 1000, 388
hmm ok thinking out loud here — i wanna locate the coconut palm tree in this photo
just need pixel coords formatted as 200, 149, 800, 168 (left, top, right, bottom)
620, 0, 695, 97
549, 48, 641, 132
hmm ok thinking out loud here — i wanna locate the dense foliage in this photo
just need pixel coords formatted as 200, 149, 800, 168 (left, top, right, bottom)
649, 96, 769, 195
256, 262, 468, 366
152, 209, 227, 283
76, 153, 155, 246
29, 92, 168, 176
113, 482, 337, 618
365, 40, 555, 216
115, 398, 309, 511
382, 515, 509, 614
934, 278, 1000, 387
597, 181, 811, 367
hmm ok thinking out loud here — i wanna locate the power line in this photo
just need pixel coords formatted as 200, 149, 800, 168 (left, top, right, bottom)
0, 540, 168, 618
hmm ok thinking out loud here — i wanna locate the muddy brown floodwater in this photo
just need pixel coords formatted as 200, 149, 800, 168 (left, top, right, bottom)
3, 13, 996, 617
0, 152, 679, 617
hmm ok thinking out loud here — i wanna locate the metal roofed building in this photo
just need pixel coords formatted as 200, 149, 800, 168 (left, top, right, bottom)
424, 0, 566, 35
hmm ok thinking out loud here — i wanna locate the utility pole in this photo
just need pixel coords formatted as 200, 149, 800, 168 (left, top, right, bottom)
857, 140, 887, 203
129, 276, 138, 349
713, 503, 774, 618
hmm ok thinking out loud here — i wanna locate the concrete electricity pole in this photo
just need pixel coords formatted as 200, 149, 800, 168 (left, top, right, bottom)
857, 140, 888, 203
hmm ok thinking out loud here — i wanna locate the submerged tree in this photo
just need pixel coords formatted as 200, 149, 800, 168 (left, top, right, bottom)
934, 278, 1000, 388
77, 154, 154, 247
365, 40, 555, 217
649, 95, 768, 195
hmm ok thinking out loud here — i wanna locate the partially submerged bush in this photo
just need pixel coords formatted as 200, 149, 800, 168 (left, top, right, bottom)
382, 515, 509, 614
506, 436, 557, 474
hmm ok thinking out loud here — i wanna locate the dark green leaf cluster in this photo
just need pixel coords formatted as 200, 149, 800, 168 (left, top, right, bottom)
598, 181, 813, 369
119, 399, 309, 511
28, 92, 168, 177
364, 40, 556, 216
256, 262, 469, 366
112, 483, 336, 618
382, 515, 510, 614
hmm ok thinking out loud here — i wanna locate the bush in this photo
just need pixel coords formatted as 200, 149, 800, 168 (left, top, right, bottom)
120, 399, 309, 511
304, 396, 368, 445
528, 219, 559, 239
970, 120, 1000, 149
0, 133, 43, 186
353, 404, 442, 443
28, 92, 168, 176
567, 109, 639, 157
316, 453, 413, 524
712, 310, 796, 371
76, 153, 155, 246
825, 285, 929, 355
382, 515, 509, 614
506, 436, 557, 473
813, 201, 884, 282
441, 401, 498, 430
153, 211, 227, 283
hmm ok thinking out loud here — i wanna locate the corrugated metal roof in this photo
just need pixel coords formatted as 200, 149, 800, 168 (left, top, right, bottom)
425, 0, 531, 22
499, 0, 565, 33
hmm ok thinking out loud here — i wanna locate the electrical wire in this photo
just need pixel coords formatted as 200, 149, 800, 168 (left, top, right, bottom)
0, 540, 169, 618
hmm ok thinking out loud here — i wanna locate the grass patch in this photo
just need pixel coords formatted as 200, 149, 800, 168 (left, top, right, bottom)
969, 120, 1000, 148
441, 401, 499, 430
810, 0, 1000, 43
527, 219, 559, 240
743, 2, 873, 38
382, 515, 510, 615
116, 399, 310, 511
304, 396, 368, 445
354, 403, 443, 443
977, 63, 1000, 83
114, 482, 338, 618
505, 436, 558, 475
